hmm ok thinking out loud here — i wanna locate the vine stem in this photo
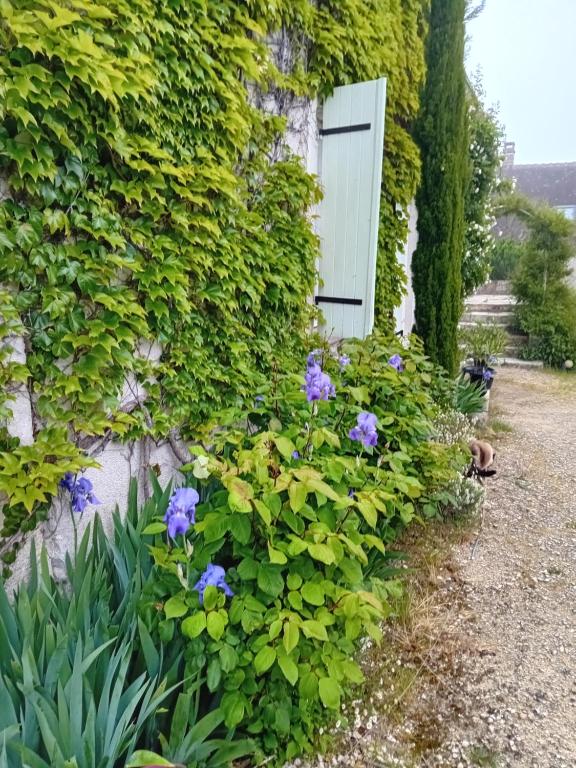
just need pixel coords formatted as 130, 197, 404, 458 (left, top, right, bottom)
303, 401, 317, 457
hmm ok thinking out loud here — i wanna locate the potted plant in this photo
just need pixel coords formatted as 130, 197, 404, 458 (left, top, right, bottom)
459, 322, 507, 390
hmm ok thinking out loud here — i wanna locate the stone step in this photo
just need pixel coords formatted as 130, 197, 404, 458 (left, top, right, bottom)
505, 335, 529, 354
460, 319, 517, 331
496, 358, 544, 369
465, 295, 516, 308
476, 280, 512, 295
463, 302, 516, 314
462, 310, 515, 325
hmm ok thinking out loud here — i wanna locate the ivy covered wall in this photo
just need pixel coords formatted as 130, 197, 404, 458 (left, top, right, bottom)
0, 0, 429, 557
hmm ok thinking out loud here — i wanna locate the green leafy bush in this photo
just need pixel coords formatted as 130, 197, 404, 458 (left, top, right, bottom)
452, 376, 487, 415
459, 322, 507, 367
498, 196, 576, 367
142, 334, 465, 762
490, 238, 525, 281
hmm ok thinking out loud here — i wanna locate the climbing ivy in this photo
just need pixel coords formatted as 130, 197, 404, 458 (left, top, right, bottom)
0, 0, 428, 549
264, 0, 429, 328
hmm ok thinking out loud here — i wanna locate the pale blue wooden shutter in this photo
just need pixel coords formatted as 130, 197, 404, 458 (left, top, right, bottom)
316, 78, 387, 339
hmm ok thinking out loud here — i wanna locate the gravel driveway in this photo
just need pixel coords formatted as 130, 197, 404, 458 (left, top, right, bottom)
442, 367, 576, 768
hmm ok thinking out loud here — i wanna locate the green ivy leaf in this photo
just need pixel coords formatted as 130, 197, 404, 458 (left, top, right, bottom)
307, 543, 335, 565
301, 582, 325, 606
286, 572, 302, 590
274, 436, 296, 459
253, 499, 271, 526
318, 677, 341, 709
267, 543, 287, 565
142, 522, 167, 535
206, 611, 226, 641
203, 585, 219, 611
257, 564, 284, 597
299, 671, 318, 700
237, 558, 259, 579
181, 612, 206, 639
342, 660, 364, 684
277, 653, 299, 686
288, 481, 307, 512
301, 620, 328, 641
221, 692, 245, 729
219, 644, 239, 672
164, 596, 188, 619
253, 645, 276, 675
357, 500, 377, 528
283, 622, 300, 654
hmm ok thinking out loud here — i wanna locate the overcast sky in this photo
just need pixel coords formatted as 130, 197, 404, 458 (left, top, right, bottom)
466, 0, 576, 165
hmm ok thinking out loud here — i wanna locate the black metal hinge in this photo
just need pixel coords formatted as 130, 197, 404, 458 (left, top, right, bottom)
315, 296, 363, 306
319, 122, 371, 137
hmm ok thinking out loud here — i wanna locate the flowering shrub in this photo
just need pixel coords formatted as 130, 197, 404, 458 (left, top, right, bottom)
442, 473, 485, 518
432, 408, 474, 447
141, 334, 466, 762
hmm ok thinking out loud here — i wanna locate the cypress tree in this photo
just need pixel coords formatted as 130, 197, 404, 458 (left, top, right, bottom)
412, 0, 468, 375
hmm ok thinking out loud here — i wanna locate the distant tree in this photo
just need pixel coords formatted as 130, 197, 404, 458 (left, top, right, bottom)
497, 195, 576, 366
462, 77, 503, 296
412, 0, 469, 375
465, 1, 486, 22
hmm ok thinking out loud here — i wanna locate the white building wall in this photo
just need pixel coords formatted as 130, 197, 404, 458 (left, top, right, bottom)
393, 202, 418, 336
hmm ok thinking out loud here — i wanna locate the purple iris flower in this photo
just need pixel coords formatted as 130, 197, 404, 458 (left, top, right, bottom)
292, 450, 300, 459
482, 369, 493, 381
307, 349, 322, 367
349, 411, 378, 448
304, 361, 335, 402
164, 487, 199, 538
388, 354, 404, 372
59, 472, 75, 493
60, 473, 100, 513
194, 563, 233, 604
338, 355, 351, 370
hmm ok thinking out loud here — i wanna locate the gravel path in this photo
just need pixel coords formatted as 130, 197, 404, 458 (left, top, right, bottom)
440, 367, 576, 768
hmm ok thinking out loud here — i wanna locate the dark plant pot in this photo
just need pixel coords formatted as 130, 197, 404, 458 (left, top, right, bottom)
462, 364, 495, 391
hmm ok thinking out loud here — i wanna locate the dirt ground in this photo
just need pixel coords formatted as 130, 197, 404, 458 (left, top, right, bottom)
437, 367, 576, 768
291, 367, 576, 768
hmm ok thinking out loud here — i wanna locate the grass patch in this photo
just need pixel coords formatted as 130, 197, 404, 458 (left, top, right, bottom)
489, 418, 513, 434
469, 744, 502, 767
296, 515, 483, 767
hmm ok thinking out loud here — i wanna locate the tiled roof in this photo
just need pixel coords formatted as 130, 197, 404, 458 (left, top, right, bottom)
503, 162, 576, 207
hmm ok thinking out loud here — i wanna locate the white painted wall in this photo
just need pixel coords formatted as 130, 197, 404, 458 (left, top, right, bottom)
393, 202, 418, 336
